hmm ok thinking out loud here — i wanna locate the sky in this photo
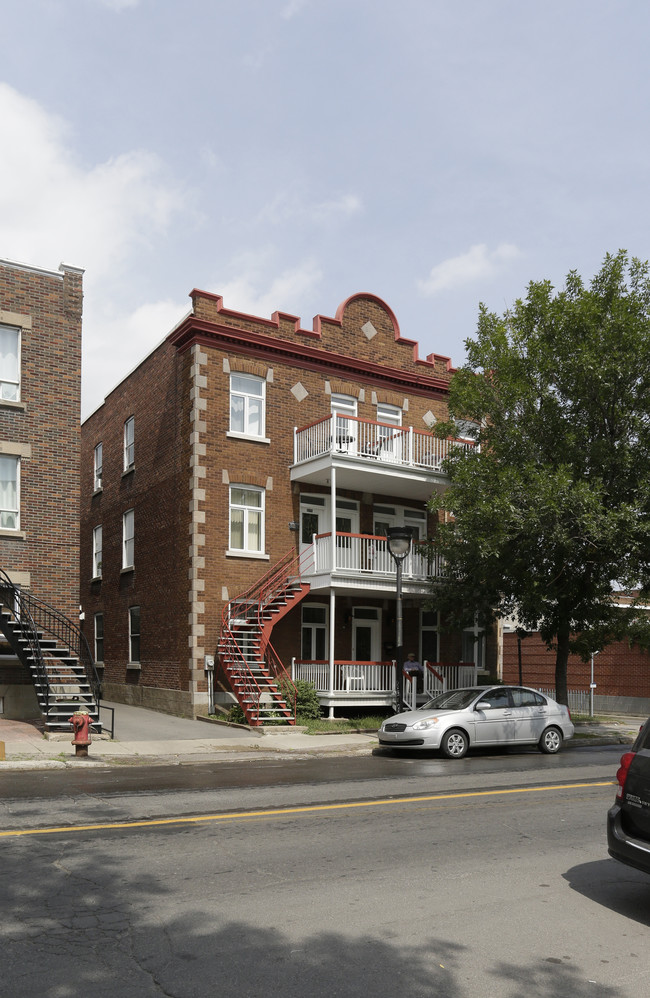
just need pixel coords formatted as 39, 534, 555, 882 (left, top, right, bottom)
2, 0, 650, 418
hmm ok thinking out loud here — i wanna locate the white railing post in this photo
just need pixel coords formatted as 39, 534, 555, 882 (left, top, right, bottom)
291, 656, 296, 681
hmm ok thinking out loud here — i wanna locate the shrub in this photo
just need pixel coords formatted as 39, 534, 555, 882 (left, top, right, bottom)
281, 679, 322, 721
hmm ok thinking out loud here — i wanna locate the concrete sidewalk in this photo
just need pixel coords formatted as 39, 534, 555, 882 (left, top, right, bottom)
0, 703, 644, 770
0, 702, 380, 769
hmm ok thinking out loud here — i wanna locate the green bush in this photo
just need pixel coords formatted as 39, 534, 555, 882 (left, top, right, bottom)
281, 679, 322, 721
227, 703, 246, 724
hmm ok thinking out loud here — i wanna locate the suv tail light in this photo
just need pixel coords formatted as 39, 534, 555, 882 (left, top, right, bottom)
615, 751, 636, 800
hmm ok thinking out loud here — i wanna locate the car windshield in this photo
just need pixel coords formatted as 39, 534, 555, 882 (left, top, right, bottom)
420, 689, 480, 711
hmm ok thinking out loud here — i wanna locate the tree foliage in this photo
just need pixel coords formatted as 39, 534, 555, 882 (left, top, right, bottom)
431, 251, 650, 702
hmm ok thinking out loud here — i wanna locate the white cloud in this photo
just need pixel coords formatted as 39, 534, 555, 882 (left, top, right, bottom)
280, 0, 310, 20
83, 299, 188, 417
217, 252, 323, 319
95, 0, 141, 10
257, 190, 362, 227
418, 243, 522, 296
0, 83, 187, 282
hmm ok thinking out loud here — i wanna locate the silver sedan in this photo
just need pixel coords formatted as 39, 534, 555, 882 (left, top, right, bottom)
378, 685, 575, 758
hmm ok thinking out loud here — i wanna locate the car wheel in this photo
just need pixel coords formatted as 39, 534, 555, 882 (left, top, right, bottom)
440, 728, 469, 759
539, 726, 563, 754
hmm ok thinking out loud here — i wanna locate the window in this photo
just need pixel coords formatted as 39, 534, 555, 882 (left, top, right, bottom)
229, 486, 264, 553
92, 525, 102, 578
0, 324, 20, 402
129, 606, 140, 663
331, 393, 357, 451
93, 442, 103, 491
463, 627, 485, 670
123, 416, 134, 471
94, 613, 104, 663
421, 609, 439, 664
0, 455, 19, 529
301, 604, 328, 660
230, 374, 265, 438
122, 509, 134, 568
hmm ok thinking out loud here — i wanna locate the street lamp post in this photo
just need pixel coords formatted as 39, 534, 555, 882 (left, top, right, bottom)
387, 526, 413, 714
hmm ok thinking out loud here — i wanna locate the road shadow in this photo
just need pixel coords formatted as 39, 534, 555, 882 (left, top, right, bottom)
563, 858, 650, 926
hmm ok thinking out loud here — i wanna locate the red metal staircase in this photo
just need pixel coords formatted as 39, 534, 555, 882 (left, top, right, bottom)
218, 547, 312, 725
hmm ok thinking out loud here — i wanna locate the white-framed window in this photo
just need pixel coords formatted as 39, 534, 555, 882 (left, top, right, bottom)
301, 604, 328, 660
92, 525, 103, 578
93, 442, 103, 491
0, 324, 20, 402
94, 613, 104, 663
129, 606, 140, 663
122, 508, 134, 569
229, 485, 264, 554
230, 374, 265, 438
376, 402, 402, 426
123, 416, 135, 471
0, 455, 19, 530
463, 626, 485, 670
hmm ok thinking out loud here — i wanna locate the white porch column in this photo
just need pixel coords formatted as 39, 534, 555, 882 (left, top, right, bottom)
330, 465, 337, 571
328, 589, 336, 719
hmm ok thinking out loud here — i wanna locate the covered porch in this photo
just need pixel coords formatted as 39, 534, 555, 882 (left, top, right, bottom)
291, 658, 478, 714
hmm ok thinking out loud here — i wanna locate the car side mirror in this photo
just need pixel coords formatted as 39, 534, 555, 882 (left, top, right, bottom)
476, 701, 491, 711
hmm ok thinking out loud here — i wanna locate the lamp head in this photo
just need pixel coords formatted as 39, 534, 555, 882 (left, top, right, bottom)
386, 526, 412, 560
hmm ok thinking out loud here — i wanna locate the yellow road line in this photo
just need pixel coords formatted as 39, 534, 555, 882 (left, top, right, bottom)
0, 780, 614, 839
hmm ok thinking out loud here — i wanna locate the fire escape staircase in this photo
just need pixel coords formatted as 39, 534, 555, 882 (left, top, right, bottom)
218, 547, 312, 726
0, 570, 103, 732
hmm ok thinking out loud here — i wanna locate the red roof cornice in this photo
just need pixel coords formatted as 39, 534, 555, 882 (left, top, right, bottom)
168, 316, 451, 397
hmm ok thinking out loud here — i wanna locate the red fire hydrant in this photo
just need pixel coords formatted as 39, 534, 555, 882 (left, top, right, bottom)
69, 710, 92, 757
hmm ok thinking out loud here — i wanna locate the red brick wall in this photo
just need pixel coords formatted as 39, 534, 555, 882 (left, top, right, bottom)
80, 340, 190, 700
0, 261, 82, 618
503, 631, 650, 697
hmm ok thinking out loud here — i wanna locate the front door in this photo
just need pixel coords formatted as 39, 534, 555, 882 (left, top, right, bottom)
352, 607, 381, 661
300, 496, 326, 559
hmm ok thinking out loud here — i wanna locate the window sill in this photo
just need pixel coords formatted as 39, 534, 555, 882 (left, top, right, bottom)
226, 431, 270, 444
122, 466, 134, 478
226, 549, 270, 560
0, 400, 26, 412
92, 487, 103, 496
91, 575, 102, 583
126, 662, 141, 671
0, 529, 26, 540
120, 566, 134, 574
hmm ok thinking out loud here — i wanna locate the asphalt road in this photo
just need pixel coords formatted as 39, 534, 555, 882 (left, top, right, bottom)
1, 744, 648, 998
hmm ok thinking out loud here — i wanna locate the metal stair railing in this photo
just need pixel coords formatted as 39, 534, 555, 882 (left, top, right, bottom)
0, 570, 51, 716
219, 545, 314, 724
0, 569, 102, 716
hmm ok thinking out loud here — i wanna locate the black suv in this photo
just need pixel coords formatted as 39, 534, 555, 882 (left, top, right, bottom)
607, 717, 650, 875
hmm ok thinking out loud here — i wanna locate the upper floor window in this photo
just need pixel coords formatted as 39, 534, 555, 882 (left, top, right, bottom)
92, 525, 102, 578
0, 324, 20, 402
0, 455, 19, 530
93, 442, 103, 491
123, 416, 135, 471
229, 485, 264, 554
230, 374, 265, 438
376, 403, 402, 426
122, 508, 134, 569
94, 613, 104, 663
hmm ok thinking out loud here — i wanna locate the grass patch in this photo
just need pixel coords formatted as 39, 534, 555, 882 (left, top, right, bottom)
300, 714, 387, 734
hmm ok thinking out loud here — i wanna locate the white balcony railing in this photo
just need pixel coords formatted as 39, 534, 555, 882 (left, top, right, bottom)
309, 532, 444, 581
293, 415, 472, 472
291, 660, 478, 701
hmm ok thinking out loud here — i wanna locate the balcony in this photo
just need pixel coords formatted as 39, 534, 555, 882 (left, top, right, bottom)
291, 415, 471, 501
304, 531, 444, 593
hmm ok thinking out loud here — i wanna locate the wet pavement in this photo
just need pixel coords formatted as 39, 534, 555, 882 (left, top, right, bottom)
0, 702, 644, 770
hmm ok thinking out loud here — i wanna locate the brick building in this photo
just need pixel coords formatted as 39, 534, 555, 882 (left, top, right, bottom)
0, 258, 84, 719
80, 288, 486, 720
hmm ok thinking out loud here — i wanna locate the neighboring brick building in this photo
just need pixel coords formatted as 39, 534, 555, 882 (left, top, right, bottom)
0, 258, 84, 719
502, 629, 650, 713
80, 289, 482, 719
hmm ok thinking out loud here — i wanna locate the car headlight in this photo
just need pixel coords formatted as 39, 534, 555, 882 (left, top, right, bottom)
411, 717, 440, 731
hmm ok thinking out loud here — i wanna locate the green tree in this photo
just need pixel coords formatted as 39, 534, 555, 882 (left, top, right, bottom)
431, 251, 650, 703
